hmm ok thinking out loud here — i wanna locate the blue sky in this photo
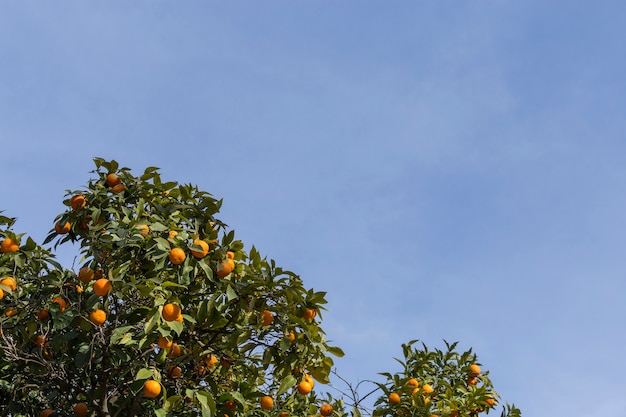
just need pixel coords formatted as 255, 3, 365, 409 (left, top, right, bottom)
2, 2, 626, 416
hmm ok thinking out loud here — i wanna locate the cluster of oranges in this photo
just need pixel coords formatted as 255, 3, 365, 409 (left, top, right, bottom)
386, 364, 496, 416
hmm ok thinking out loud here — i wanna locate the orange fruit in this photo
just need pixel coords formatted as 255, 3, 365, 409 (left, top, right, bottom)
466, 377, 478, 386
5, 307, 17, 317
111, 183, 126, 194
35, 335, 48, 347
287, 331, 296, 342
190, 239, 209, 258
169, 247, 186, 265
297, 381, 312, 395
485, 395, 496, 406
260, 396, 274, 410
0, 288, 3, 300
407, 378, 419, 388
320, 403, 333, 417
0, 276, 17, 291
224, 400, 237, 412
90, 309, 106, 326
421, 384, 434, 395
303, 308, 317, 321
136, 224, 149, 237
175, 313, 184, 322
106, 173, 121, 187
304, 374, 315, 388
73, 402, 88, 417
168, 230, 178, 239
261, 310, 274, 326
204, 354, 217, 368
389, 393, 401, 405
70, 195, 86, 210
279, 412, 289, 417
55, 221, 71, 234
0, 238, 19, 253
37, 308, 50, 321
167, 343, 182, 357
220, 355, 234, 368
143, 380, 161, 398
93, 278, 112, 296
216, 259, 235, 277
78, 267, 95, 283
52, 296, 67, 312
40, 409, 54, 417
468, 364, 481, 377
226, 251, 235, 259
162, 303, 181, 321
157, 336, 173, 349
167, 365, 182, 378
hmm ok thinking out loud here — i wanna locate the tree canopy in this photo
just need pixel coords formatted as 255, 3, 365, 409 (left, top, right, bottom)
0, 158, 521, 417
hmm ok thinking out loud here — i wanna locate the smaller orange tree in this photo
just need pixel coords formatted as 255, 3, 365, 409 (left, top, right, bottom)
0, 158, 521, 417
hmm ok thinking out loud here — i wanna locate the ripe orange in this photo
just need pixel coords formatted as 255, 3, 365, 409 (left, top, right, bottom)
143, 380, 161, 398
111, 183, 126, 194
73, 402, 88, 417
0, 276, 17, 291
389, 392, 401, 405
167, 365, 182, 378
297, 381, 312, 395
168, 230, 178, 239
5, 307, 17, 317
70, 195, 86, 210
421, 384, 434, 395
78, 267, 95, 283
303, 308, 317, 321
106, 173, 121, 187
304, 373, 315, 389
0, 288, 3, 300
90, 309, 106, 326
35, 335, 48, 347
136, 224, 150, 237
157, 336, 173, 349
162, 303, 181, 321
407, 378, 419, 388
37, 308, 50, 321
224, 400, 237, 412
168, 343, 182, 358
485, 395, 496, 406
279, 412, 289, 417
40, 409, 54, 417
93, 278, 112, 296
468, 364, 481, 377
287, 331, 296, 342
260, 396, 274, 410
466, 377, 478, 386
52, 296, 67, 312
55, 221, 71, 234
216, 259, 235, 277
204, 354, 217, 368
220, 355, 234, 368
320, 403, 333, 417
190, 239, 209, 258
0, 238, 19, 253
226, 251, 235, 259
169, 247, 186, 265
261, 310, 274, 326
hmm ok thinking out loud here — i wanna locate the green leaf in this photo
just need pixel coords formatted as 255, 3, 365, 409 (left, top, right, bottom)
277, 375, 297, 396
135, 368, 154, 381
196, 391, 216, 417
327, 346, 345, 358
110, 326, 135, 344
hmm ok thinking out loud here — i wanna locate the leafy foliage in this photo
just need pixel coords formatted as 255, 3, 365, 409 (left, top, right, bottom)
0, 159, 520, 417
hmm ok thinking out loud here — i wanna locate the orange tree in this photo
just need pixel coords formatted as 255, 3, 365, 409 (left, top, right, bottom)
0, 159, 521, 417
